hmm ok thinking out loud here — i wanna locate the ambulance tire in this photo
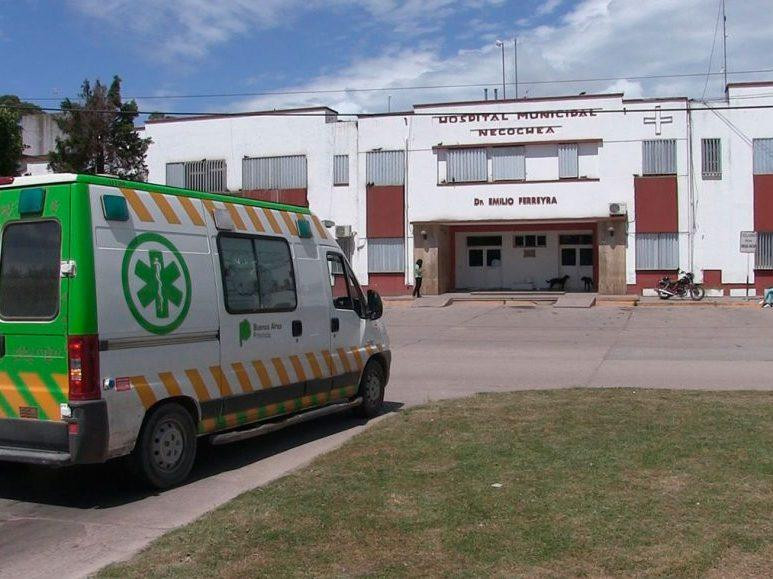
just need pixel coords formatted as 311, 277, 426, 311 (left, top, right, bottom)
355, 360, 385, 419
133, 402, 197, 489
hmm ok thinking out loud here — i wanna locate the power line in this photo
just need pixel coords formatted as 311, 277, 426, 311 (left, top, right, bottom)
4, 102, 773, 118
16, 67, 773, 103
701, 0, 724, 100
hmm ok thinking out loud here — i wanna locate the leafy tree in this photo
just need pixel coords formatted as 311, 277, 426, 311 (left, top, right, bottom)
0, 108, 23, 176
49, 76, 151, 180
0, 95, 43, 115
147, 112, 171, 121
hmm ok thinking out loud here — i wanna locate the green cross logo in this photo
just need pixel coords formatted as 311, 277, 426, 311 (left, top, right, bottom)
122, 233, 192, 335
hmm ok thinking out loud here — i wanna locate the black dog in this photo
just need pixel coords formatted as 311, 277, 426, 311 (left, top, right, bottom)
546, 275, 570, 290
581, 276, 594, 291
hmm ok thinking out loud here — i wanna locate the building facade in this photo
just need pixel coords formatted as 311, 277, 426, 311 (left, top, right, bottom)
144, 81, 773, 296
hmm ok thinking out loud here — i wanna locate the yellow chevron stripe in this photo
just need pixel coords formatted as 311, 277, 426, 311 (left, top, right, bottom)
210, 366, 233, 397
18, 372, 60, 421
231, 362, 253, 393
131, 376, 157, 409
0, 372, 27, 418
185, 369, 212, 401
225, 203, 247, 230
336, 348, 352, 373
350, 347, 364, 369
251, 360, 273, 389
279, 211, 298, 236
244, 205, 265, 232
262, 208, 283, 234
311, 215, 328, 238
202, 199, 217, 216
271, 358, 292, 386
159, 372, 183, 397
150, 193, 181, 225
121, 188, 154, 222
178, 196, 205, 226
321, 350, 337, 376
289, 355, 307, 382
305, 352, 324, 379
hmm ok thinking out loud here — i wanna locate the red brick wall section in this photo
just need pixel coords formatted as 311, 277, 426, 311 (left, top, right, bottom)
364, 273, 409, 296
702, 269, 722, 286
366, 186, 405, 238
754, 175, 773, 231
754, 270, 773, 295
634, 176, 678, 233
242, 189, 308, 207
629, 270, 678, 294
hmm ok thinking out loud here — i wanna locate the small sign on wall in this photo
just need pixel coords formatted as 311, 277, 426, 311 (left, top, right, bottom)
740, 231, 758, 253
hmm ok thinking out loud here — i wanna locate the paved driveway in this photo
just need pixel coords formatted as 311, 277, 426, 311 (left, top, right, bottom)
1, 304, 771, 578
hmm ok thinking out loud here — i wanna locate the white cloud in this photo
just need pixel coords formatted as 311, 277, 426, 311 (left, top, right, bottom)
69, 0, 773, 113
537, 0, 564, 17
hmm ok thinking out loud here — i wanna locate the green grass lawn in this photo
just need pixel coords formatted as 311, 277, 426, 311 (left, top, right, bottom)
101, 390, 773, 577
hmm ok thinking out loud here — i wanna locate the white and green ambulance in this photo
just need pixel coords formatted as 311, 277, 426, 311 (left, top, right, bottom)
0, 174, 390, 488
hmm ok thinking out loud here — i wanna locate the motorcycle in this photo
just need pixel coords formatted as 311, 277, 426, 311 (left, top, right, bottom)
655, 270, 705, 301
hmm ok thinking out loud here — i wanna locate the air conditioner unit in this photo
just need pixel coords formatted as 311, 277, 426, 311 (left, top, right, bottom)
609, 202, 627, 216
335, 225, 353, 238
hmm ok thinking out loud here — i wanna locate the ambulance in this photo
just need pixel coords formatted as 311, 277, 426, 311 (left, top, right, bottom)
0, 174, 390, 488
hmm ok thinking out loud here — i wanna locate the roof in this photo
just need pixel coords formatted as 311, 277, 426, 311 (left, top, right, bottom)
413, 92, 625, 109
145, 106, 338, 125
0, 174, 312, 214
726, 81, 773, 89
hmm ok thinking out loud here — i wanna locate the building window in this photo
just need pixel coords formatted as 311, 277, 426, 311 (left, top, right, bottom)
558, 143, 579, 179
580, 248, 594, 266
166, 160, 227, 192
447, 148, 487, 183
468, 249, 483, 267
753, 138, 773, 175
642, 139, 677, 175
243, 155, 307, 189
217, 234, 297, 313
367, 238, 405, 273
491, 146, 525, 181
333, 154, 349, 186
701, 138, 721, 179
755, 232, 773, 269
635, 233, 679, 270
466, 235, 502, 247
366, 150, 405, 185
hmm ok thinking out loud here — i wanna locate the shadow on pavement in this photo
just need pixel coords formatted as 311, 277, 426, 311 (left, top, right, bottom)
0, 400, 403, 509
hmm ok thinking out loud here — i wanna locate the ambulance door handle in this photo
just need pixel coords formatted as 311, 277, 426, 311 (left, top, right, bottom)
331, 318, 340, 333
292, 320, 303, 337
0, 335, 4, 358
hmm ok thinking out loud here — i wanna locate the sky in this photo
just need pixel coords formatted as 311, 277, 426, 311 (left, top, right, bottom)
2, 0, 773, 118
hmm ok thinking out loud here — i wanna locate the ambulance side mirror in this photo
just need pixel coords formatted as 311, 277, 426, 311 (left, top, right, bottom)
367, 290, 383, 320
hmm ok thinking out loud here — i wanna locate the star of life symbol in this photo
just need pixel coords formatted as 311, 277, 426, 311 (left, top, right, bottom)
122, 233, 192, 335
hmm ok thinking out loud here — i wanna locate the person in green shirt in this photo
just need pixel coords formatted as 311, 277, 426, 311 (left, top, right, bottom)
412, 259, 423, 298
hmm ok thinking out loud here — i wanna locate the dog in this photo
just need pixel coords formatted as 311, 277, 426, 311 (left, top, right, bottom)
546, 275, 570, 290
581, 276, 594, 291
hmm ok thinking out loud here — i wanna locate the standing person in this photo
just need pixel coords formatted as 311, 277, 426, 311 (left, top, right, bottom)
413, 259, 423, 298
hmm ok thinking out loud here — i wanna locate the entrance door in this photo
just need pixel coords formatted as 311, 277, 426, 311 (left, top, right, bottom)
465, 235, 503, 290
558, 233, 594, 291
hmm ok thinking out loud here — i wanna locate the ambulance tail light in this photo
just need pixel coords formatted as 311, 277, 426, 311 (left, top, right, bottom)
68, 335, 101, 401
0, 177, 14, 185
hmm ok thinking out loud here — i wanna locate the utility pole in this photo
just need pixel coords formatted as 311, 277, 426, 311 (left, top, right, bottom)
722, 0, 728, 90
496, 40, 506, 99
513, 36, 519, 99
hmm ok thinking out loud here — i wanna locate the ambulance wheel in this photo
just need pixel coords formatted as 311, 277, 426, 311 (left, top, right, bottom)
133, 403, 197, 489
355, 361, 385, 419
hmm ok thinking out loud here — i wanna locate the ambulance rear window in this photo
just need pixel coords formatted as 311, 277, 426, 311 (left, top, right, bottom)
0, 221, 61, 320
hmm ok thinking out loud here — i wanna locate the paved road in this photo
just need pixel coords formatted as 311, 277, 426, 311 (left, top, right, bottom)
1, 304, 772, 577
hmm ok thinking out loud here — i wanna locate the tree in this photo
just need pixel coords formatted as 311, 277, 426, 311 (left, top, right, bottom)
49, 76, 151, 180
0, 108, 23, 176
0, 95, 43, 115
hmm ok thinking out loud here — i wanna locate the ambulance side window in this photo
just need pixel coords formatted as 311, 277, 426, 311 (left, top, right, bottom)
218, 234, 297, 313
